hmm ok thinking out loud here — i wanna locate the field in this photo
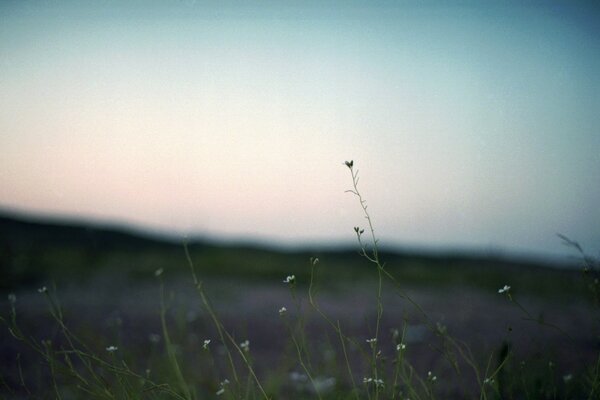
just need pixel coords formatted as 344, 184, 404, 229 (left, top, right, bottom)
1, 171, 599, 400
1, 217, 598, 400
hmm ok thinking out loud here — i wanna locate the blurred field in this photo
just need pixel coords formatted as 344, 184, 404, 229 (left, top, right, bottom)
1, 213, 598, 399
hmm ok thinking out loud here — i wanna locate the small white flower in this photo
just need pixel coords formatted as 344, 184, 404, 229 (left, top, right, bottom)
240, 340, 250, 352
484, 377, 494, 384
278, 307, 287, 315
427, 371, 437, 382
38, 286, 47, 294
396, 343, 406, 351
498, 285, 511, 294
106, 346, 118, 352
203, 339, 211, 349
283, 275, 296, 284
363, 377, 383, 388
216, 378, 229, 395
366, 338, 377, 344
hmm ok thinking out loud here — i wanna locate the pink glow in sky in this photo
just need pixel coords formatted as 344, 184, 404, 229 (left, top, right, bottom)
1, 1, 599, 260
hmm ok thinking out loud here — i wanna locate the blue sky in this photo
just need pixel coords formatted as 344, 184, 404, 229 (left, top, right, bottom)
1, 1, 599, 260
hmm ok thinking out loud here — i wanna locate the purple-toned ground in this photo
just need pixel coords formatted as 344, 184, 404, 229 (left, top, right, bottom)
1, 275, 597, 399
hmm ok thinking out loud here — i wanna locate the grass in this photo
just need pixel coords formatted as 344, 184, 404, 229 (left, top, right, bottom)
1, 161, 599, 399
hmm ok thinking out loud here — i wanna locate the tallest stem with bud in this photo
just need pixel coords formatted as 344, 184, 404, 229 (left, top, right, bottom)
344, 160, 385, 399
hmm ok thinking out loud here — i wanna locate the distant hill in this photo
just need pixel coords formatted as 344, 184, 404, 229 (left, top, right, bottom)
0, 211, 585, 298
0, 213, 180, 251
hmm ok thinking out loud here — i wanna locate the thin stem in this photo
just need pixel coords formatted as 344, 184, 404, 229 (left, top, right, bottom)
346, 164, 385, 398
185, 243, 270, 399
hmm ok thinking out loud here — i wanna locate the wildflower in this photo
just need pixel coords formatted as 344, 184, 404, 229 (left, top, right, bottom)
396, 343, 406, 351
216, 379, 229, 395
283, 275, 295, 284
366, 338, 377, 347
278, 307, 287, 315
311, 257, 319, 265
154, 268, 163, 277
365, 378, 383, 387
8, 293, 16, 303
240, 340, 250, 352
498, 285, 511, 294
345, 160, 353, 168
484, 377, 494, 384
38, 286, 47, 294
363, 377, 384, 388
427, 371, 437, 382
203, 339, 211, 350
106, 346, 118, 352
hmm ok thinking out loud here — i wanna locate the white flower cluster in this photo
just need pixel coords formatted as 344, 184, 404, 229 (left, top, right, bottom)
396, 343, 406, 351
240, 340, 250, 352
427, 371, 437, 382
203, 339, 211, 350
498, 285, 511, 294
283, 275, 295, 284
106, 346, 118, 352
363, 377, 384, 388
278, 307, 287, 315
216, 379, 229, 396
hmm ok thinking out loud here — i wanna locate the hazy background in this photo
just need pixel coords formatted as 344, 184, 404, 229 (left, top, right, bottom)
1, 0, 599, 261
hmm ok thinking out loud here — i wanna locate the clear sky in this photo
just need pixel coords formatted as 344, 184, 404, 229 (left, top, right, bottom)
1, 1, 599, 261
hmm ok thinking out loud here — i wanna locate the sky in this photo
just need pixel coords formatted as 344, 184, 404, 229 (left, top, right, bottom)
1, 1, 599, 261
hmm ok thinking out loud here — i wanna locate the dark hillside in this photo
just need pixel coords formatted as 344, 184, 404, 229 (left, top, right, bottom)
0, 212, 586, 299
